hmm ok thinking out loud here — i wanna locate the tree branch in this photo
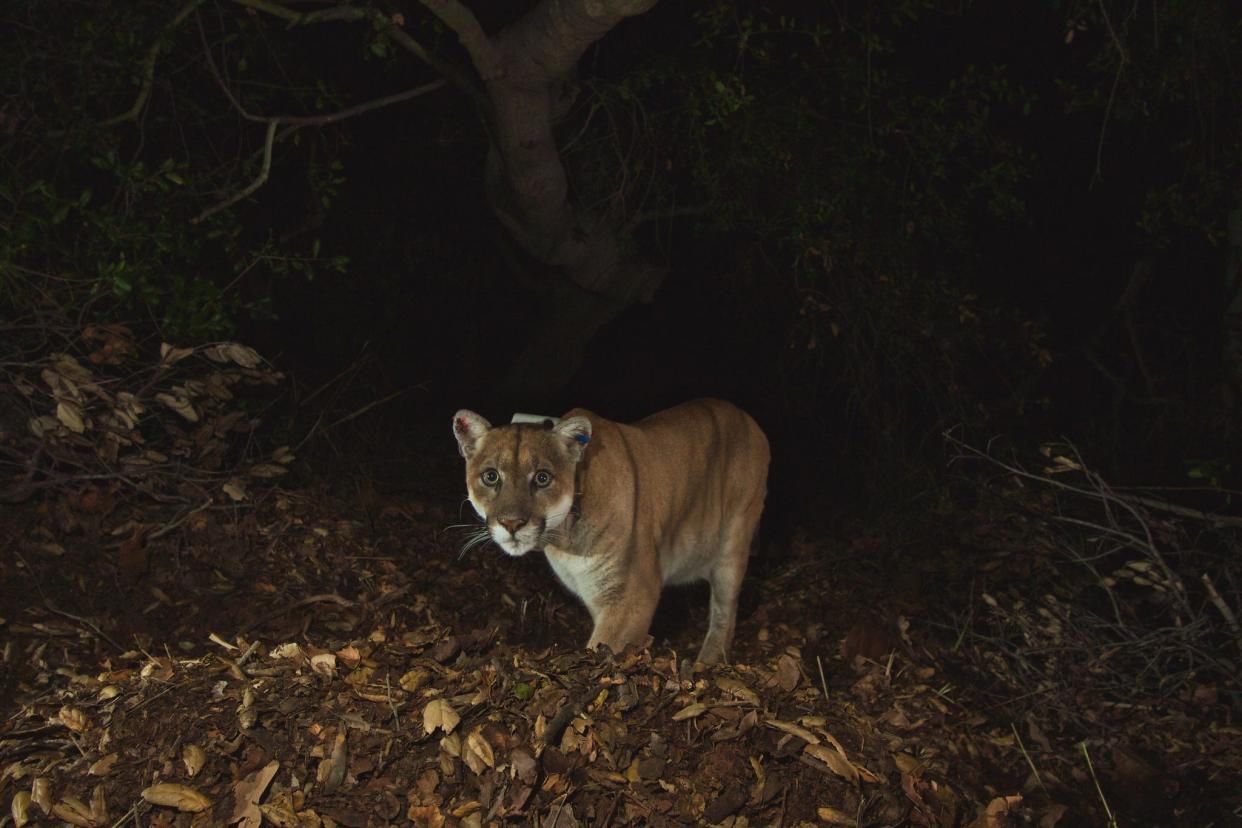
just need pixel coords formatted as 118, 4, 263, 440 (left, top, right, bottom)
230, 0, 485, 104
418, 0, 501, 81
496, 0, 659, 80
229, 0, 369, 26
380, 12, 488, 108
192, 120, 276, 224
100, 0, 209, 127
191, 79, 445, 224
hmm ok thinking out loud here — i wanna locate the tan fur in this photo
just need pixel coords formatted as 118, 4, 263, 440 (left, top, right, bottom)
453, 399, 769, 664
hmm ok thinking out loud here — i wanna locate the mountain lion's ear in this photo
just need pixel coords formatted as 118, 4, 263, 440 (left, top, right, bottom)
453, 410, 491, 458
553, 416, 592, 461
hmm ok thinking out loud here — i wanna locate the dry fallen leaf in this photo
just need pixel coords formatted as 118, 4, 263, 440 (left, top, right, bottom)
142, 783, 212, 812
56, 400, 87, 433
269, 642, 303, 660
30, 778, 51, 814
225, 343, 263, 367
423, 698, 460, 735
805, 743, 859, 783
87, 753, 118, 776
343, 663, 375, 686
765, 718, 820, 744
222, 479, 247, 502
817, 805, 858, 826
11, 792, 32, 828
407, 804, 446, 828
336, 645, 361, 668
159, 343, 196, 365
976, 794, 1023, 828
400, 668, 430, 692
237, 686, 256, 730
671, 701, 707, 721
714, 676, 760, 704
58, 706, 89, 732
510, 748, 538, 785
316, 731, 348, 794
541, 797, 578, 828
893, 752, 921, 774
88, 785, 107, 824
231, 759, 280, 828
450, 801, 482, 819
183, 744, 207, 777
462, 729, 495, 775
51, 795, 98, 828
775, 653, 801, 691
155, 392, 199, 422
258, 794, 301, 828
310, 652, 337, 677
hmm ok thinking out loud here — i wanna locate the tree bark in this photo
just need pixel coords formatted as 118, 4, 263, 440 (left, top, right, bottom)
422, 0, 661, 397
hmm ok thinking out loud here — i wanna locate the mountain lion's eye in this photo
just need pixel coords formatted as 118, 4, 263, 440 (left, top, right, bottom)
533, 470, 552, 488
481, 469, 500, 487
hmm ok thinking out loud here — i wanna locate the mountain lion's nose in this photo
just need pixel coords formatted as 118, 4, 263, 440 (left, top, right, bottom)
499, 518, 527, 536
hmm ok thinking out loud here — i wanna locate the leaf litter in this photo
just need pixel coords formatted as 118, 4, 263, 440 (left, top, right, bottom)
1, 476, 1240, 827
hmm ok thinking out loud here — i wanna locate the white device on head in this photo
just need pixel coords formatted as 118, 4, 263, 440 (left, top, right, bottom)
510, 412, 562, 426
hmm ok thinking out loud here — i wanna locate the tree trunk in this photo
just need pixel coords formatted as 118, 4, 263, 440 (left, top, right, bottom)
422, 0, 661, 397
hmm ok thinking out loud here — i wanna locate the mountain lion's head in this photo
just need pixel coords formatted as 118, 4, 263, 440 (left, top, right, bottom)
452, 410, 592, 556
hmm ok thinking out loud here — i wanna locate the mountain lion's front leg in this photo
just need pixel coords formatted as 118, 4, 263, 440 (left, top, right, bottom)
585, 570, 661, 655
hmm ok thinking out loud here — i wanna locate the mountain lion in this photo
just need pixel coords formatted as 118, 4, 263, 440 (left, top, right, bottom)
452, 398, 769, 664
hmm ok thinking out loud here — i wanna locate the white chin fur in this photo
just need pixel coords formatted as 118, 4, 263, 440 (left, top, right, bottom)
492, 527, 538, 557
495, 537, 530, 556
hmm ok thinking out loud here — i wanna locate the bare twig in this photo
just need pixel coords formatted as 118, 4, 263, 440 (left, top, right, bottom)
193, 119, 278, 224
149, 498, 214, 540
383, 672, 403, 732
44, 603, 125, 653
945, 432, 1242, 527
816, 654, 829, 701
234, 592, 354, 637
1202, 573, 1242, 656
1091, 0, 1132, 188
100, 0, 210, 127
943, 430, 1242, 719
191, 77, 443, 223
230, 0, 483, 103
321, 385, 423, 433
1010, 722, 1046, 792
1080, 741, 1119, 827
541, 682, 608, 747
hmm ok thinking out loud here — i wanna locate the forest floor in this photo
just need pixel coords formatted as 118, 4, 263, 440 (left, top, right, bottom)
2, 454, 1240, 828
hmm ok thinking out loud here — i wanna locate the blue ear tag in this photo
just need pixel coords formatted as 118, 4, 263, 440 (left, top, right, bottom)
575, 434, 590, 445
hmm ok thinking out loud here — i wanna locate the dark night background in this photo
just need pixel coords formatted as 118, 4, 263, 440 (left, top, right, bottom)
3, 0, 1242, 823
258, 2, 1238, 505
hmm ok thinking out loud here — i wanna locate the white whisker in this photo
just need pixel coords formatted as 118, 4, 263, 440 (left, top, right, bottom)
457, 527, 493, 560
